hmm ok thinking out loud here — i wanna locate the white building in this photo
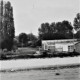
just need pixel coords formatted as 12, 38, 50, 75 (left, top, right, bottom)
75, 42, 80, 53
42, 39, 78, 52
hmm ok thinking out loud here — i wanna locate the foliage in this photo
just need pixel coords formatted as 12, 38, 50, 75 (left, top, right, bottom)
28, 33, 37, 41
36, 39, 42, 46
73, 13, 80, 39
75, 30, 80, 39
27, 33, 38, 47
1, 38, 13, 51
56, 21, 73, 32
38, 21, 73, 40
0, 1, 15, 51
74, 13, 80, 31
0, 0, 4, 48
19, 33, 28, 47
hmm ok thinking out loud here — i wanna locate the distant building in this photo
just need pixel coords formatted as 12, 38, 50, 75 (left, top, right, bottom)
42, 39, 78, 53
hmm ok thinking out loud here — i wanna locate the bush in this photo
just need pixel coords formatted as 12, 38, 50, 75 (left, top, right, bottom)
0, 53, 7, 60
1, 39, 14, 51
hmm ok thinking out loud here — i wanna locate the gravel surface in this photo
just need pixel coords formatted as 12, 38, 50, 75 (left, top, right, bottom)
0, 56, 80, 71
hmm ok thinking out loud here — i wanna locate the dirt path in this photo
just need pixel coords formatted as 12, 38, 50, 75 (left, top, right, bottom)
0, 56, 80, 71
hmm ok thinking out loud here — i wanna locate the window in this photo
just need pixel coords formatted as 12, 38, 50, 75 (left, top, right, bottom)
45, 45, 48, 50
68, 45, 74, 52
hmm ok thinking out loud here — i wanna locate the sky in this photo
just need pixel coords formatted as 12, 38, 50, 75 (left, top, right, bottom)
4, 0, 80, 36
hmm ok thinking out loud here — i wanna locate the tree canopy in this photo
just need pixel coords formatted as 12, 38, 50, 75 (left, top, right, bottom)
73, 13, 80, 39
74, 13, 80, 31
38, 20, 73, 40
28, 33, 37, 41
19, 33, 28, 47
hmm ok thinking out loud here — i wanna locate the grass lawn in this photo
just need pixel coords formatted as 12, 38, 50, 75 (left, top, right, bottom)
0, 47, 38, 60
17, 47, 38, 54
0, 47, 80, 60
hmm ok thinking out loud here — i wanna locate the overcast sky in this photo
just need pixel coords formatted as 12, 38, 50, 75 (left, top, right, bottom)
4, 0, 80, 36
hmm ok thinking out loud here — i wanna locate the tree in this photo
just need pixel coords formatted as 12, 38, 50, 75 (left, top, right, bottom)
50, 22, 56, 33
75, 30, 80, 39
28, 33, 37, 41
0, 0, 4, 49
38, 21, 73, 40
19, 33, 28, 47
74, 13, 80, 31
56, 20, 73, 39
4, 1, 15, 39
38, 22, 55, 40
73, 13, 80, 39
56, 21, 73, 33
27, 33, 38, 47
0, 1, 15, 51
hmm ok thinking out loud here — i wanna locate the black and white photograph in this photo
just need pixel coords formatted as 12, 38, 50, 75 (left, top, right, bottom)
0, 0, 80, 80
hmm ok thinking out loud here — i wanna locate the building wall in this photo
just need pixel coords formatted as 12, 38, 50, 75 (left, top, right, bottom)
42, 39, 77, 52
55, 43, 74, 52
75, 42, 80, 53
55, 43, 68, 52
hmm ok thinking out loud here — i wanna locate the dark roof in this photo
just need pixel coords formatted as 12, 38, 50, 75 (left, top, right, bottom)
75, 42, 80, 45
